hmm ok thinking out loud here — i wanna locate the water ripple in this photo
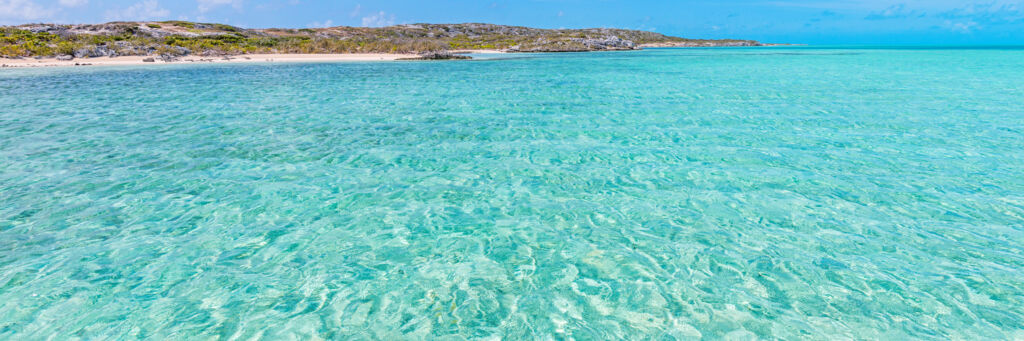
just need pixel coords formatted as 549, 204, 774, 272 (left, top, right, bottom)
2, 47, 1024, 339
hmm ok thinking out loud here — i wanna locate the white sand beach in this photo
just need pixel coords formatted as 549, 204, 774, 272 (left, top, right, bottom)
0, 53, 425, 68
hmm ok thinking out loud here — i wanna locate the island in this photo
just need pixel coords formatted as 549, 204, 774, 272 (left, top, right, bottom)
1, 22, 763, 67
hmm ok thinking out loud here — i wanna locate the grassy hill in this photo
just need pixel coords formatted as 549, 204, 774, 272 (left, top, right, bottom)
0, 21, 761, 59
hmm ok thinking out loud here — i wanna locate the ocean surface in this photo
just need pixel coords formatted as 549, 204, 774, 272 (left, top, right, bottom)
2, 47, 1023, 339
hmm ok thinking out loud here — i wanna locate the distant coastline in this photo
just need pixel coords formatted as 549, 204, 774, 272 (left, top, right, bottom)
1, 22, 764, 68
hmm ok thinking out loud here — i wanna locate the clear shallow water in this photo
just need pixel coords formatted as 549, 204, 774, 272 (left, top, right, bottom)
1, 47, 1024, 339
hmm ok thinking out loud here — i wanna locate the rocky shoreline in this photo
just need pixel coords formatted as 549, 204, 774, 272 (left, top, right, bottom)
639, 41, 763, 48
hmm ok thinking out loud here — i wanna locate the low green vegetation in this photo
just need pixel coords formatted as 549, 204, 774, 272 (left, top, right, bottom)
0, 27, 144, 57
0, 22, 761, 58
162, 21, 195, 29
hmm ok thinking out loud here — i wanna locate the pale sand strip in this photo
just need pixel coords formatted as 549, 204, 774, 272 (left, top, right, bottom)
0, 53, 426, 68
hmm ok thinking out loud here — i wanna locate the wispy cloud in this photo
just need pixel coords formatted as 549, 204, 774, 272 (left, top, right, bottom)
865, 4, 924, 20
938, 2, 1023, 24
0, 0, 54, 21
104, 0, 169, 21
59, 0, 88, 7
308, 19, 333, 28
943, 20, 981, 33
197, 0, 243, 13
361, 11, 395, 27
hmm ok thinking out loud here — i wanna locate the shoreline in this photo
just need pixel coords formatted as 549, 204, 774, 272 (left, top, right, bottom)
0, 53, 428, 68
2, 22, 764, 69
1, 51, 510, 68
0, 47, 784, 69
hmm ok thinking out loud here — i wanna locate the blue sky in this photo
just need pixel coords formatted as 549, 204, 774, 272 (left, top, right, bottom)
2, 0, 1023, 44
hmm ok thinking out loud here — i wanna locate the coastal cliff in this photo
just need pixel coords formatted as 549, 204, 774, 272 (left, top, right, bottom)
0, 22, 762, 60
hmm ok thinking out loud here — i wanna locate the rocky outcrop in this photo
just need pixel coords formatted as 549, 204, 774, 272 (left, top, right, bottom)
398, 51, 472, 60
504, 35, 641, 52
73, 46, 117, 58
68, 43, 191, 59
639, 41, 762, 48
570, 36, 636, 50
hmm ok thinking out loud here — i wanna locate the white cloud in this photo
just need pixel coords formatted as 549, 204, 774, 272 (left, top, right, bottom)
59, 0, 87, 7
865, 4, 923, 20
104, 0, 170, 21
308, 19, 333, 28
361, 11, 394, 27
197, 0, 242, 13
939, 2, 1024, 24
349, 4, 361, 18
0, 0, 54, 21
944, 20, 980, 33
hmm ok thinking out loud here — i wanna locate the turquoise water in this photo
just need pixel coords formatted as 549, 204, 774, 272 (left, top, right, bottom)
2, 47, 1024, 339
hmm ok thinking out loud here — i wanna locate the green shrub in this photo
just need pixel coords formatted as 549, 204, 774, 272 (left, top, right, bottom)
0, 45, 27, 57
212, 24, 240, 32
163, 21, 195, 29
55, 41, 76, 55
